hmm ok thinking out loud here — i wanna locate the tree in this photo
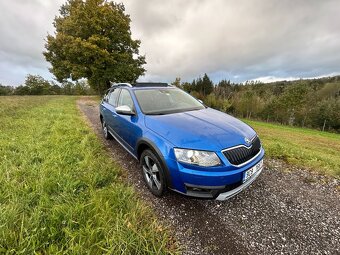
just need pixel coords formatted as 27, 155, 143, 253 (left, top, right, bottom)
190, 74, 214, 96
49, 81, 63, 95
61, 81, 76, 95
24, 74, 51, 95
171, 77, 181, 88
182, 82, 193, 92
44, 0, 146, 94
0, 85, 13, 96
310, 98, 340, 131
200, 73, 214, 96
216, 79, 232, 99
74, 79, 92, 95
14, 85, 31, 95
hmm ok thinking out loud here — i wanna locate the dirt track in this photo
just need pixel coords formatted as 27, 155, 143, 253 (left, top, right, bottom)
77, 98, 340, 255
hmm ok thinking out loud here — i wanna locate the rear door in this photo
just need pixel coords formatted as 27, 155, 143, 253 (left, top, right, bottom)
102, 88, 121, 135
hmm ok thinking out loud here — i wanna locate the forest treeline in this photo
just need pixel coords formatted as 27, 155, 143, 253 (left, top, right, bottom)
173, 74, 340, 133
1, 73, 339, 132
0, 74, 94, 96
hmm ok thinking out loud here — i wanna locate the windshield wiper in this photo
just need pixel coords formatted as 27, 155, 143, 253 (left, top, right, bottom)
146, 112, 168, 115
146, 107, 204, 115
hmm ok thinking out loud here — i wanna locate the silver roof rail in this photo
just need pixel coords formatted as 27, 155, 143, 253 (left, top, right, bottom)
110, 82, 132, 87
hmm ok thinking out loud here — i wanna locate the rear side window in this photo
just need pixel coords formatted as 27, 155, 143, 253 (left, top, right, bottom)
118, 89, 134, 110
103, 90, 110, 102
108, 88, 120, 107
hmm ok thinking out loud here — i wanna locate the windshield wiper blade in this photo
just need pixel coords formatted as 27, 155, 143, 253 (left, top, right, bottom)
147, 112, 167, 115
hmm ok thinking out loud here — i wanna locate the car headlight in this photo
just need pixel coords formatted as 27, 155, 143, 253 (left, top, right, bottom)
174, 148, 221, 167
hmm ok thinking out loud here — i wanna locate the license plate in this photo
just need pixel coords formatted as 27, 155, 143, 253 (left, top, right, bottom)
243, 159, 263, 183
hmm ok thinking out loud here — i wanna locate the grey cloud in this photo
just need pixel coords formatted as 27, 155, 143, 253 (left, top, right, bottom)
0, 0, 339, 85
0, 0, 63, 85
123, 0, 340, 82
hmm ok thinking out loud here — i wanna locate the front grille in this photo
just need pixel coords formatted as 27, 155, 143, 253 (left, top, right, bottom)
223, 136, 261, 166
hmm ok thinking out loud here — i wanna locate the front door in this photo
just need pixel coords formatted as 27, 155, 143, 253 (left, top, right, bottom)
115, 89, 142, 154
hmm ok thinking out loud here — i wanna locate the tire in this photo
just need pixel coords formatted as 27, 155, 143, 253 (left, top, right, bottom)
140, 149, 167, 197
101, 119, 112, 140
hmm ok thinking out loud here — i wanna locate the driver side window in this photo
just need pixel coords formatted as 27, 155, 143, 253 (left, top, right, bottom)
118, 89, 134, 110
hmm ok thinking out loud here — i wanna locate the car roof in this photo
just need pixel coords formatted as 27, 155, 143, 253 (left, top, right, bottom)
110, 82, 174, 90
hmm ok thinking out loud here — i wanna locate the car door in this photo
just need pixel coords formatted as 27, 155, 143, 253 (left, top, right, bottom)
102, 88, 121, 136
115, 89, 142, 153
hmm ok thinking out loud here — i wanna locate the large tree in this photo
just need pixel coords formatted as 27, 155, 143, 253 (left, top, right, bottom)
44, 0, 146, 94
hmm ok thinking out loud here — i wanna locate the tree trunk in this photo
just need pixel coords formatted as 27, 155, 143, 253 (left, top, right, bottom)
322, 119, 327, 131
302, 115, 307, 127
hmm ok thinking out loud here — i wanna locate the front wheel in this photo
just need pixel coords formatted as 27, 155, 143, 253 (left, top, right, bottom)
140, 150, 167, 197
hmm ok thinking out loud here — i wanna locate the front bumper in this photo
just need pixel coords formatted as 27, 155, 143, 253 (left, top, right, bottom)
215, 166, 263, 200
180, 163, 263, 200
166, 148, 264, 199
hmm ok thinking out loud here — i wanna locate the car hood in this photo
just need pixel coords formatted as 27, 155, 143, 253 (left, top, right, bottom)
144, 108, 256, 151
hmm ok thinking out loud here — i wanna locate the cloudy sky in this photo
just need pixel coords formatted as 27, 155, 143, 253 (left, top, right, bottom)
1, 0, 339, 86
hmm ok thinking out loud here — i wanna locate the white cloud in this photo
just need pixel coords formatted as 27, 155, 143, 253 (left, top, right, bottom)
250, 76, 300, 84
250, 72, 340, 83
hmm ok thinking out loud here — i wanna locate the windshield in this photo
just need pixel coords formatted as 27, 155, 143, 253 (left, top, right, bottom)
134, 88, 205, 115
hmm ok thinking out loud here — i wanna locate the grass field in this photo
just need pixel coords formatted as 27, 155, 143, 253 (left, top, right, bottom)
244, 119, 340, 177
0, 96, 338, 253
0, 96, 177, 254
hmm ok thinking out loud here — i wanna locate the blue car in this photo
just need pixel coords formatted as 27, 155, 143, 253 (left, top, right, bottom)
99, 82, 264, 200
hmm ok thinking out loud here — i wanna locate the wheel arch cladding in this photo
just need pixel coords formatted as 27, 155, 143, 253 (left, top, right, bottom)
136, 138, 173, 189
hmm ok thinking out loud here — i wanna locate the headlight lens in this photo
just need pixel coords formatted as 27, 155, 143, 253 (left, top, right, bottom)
174, 148, 221, 167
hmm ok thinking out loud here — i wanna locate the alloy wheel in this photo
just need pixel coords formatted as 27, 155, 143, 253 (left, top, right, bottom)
142, 155, 161, 191
102, 121, 108, 138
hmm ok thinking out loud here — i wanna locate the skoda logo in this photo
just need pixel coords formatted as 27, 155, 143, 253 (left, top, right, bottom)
245, 137, 251, 145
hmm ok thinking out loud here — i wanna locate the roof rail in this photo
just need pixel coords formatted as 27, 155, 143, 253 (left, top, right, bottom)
132, 82, 170, 87
110, 82, 173, 88
110, 82, 132, 88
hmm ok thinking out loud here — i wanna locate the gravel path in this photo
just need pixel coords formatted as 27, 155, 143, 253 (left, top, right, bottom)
77, 98, 340, 255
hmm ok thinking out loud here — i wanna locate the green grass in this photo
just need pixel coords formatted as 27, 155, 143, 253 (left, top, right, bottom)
0, 96, 177, 254
244, 119, 340, 177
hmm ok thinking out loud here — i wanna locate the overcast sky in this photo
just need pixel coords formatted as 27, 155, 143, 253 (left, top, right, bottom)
1, 0, 339, 86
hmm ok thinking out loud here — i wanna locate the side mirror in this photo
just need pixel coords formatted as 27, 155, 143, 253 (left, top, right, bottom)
197, 99, 207, 108
116, 105, 135, 115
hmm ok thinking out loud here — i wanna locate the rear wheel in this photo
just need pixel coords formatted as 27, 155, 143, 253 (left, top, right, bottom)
101, 119, 112, 140
140, 149, 166, 197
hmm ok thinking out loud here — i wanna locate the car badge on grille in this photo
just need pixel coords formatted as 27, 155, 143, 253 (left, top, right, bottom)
244, 137, 251, 145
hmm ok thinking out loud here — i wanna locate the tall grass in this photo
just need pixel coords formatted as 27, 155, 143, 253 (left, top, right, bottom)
0, 96, 177, 254
245, 119, 340, 177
